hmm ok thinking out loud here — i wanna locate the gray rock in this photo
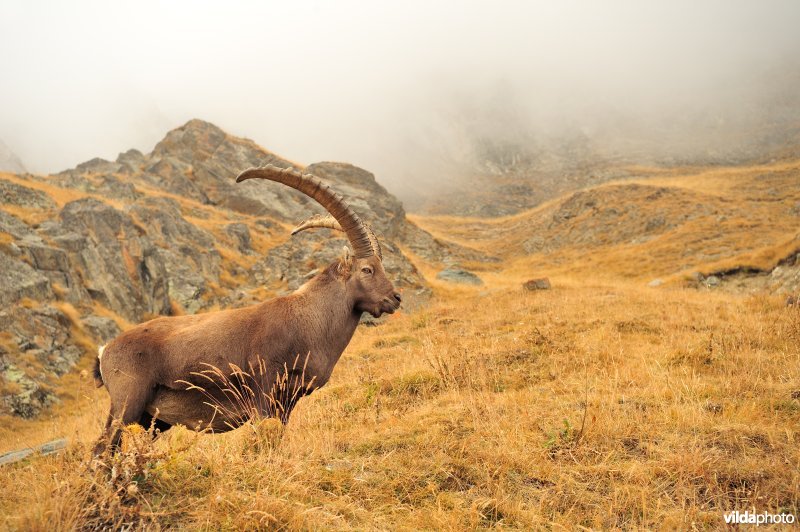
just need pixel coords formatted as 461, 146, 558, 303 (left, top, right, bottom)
0, 302, 92, 417
437, 267, 483, 286
0, 251, 52, 305
82, 315, 121, 343
705, 275, 720, 287
97, 174, 141, 201
58, 198, 171, 321
16, 242, 86, 301
116, 148, 146, 173
18, 242, 70, 272
2, 359, 57, 419
143, 158, 210, 203
128, 197, 220, 313
647, 278, 663, 288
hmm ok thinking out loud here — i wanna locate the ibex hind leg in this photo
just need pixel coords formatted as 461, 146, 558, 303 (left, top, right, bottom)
94, 387, 154, 455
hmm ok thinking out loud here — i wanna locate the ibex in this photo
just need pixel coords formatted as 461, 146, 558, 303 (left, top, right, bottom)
92, 165, 401, 453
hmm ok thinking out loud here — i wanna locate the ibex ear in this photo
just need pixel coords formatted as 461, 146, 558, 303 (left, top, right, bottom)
337, 246, 353, 276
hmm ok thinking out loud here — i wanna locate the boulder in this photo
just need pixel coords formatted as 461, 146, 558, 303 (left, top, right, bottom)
524, 278, 552, 290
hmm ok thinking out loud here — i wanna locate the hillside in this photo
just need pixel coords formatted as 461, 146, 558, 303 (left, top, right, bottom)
0, 120, 481, 419
0, 146, 798, 529
412, 160, 800, 293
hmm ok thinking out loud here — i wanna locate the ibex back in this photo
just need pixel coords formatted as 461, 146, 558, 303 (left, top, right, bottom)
93, 165, 401, 454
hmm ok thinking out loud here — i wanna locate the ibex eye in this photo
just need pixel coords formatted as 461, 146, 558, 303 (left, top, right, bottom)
362, 267, 372, 274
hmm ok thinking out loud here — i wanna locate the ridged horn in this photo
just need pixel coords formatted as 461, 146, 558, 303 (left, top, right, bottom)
291, 214, 383, 260
291, 213, 342, 235
236, 164, 379, 259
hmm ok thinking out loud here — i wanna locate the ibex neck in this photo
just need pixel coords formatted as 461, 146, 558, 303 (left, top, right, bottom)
292, 273, 361, 352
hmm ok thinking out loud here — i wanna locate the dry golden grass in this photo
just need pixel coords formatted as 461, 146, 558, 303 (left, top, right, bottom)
1, 277, 798, 529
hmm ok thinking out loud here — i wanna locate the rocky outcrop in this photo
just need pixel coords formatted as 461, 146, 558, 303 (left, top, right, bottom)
0, 305, 82, 418
703, 248, 800, 295
49, 198, 171, 321
0, 180, 55, 209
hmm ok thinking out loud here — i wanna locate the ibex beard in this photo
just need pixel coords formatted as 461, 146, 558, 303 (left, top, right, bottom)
92, 165, 401, 455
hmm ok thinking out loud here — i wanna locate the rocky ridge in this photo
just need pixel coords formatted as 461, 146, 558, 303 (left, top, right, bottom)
0, 119, 482, 418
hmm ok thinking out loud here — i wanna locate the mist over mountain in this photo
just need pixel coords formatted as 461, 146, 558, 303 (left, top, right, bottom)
398, 60, 800, 214
0, 139, 26, 174
1, 1, 799, 214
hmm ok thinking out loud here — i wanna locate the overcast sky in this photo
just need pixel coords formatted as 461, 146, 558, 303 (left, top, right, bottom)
2, 1, 799, 192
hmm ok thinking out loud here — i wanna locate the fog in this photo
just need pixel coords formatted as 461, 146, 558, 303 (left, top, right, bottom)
2, 1, 799, 202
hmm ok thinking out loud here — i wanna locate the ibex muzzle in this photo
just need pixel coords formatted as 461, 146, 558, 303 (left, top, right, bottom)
93, 164, 400, 454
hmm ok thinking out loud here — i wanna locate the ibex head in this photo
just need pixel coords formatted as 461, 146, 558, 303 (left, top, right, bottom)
339, 249, 401, 317
237, 164, 401, 317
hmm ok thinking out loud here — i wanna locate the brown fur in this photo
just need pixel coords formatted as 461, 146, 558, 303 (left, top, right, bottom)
94, 255, 400, 453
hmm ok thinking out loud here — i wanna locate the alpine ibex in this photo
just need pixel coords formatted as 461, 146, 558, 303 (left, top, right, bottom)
93, 164, 401, 452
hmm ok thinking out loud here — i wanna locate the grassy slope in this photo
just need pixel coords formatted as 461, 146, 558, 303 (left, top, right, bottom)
1, 162, 799, 529
412, 160, 800, 285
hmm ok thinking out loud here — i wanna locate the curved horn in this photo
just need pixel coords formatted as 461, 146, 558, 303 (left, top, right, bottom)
236, 164, 379, 259
291, 213, 342, 235
291, 214, 383, 260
